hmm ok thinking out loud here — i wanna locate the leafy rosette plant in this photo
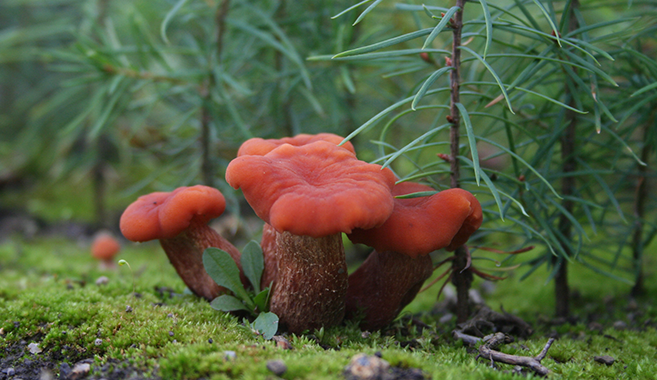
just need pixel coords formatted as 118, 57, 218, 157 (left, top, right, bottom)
203, 241, 278, 340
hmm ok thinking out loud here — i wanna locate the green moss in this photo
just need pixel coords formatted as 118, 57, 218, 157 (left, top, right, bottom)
1, 237, 656, 379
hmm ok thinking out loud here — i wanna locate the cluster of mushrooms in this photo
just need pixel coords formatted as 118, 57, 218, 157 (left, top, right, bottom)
119, 133, 482, 334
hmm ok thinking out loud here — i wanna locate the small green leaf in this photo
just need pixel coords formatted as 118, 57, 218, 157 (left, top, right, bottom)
253, 288, 270, 312
211, 295, 250, 312
203, 248, 253, 308
353, 0, 384, 26
422, 6, 460, 49
241, 241, 264, 292
253, 312, 279, 340
412, 67, 452, 110
455, 102, 481, 186
160, 0, 188, 45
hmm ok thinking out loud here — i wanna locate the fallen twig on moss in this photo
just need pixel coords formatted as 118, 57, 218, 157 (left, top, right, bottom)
453, 331, 554, 377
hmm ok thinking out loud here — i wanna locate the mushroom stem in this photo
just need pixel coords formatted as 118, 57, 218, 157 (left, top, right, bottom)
345, 250, 434, 330
269, 230, 348, 334
259, 223, 278, 290
159, 219, 245, 301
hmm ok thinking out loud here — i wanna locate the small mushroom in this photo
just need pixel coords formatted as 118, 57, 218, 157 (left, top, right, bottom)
226, 141, 396, 333
91, 231, 121, 270
346, 182, 483, 330
119, 185, 244, 300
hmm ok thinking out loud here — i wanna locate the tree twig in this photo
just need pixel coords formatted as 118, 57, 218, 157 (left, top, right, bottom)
447, 0, 472, 325
454, 331, 554, 377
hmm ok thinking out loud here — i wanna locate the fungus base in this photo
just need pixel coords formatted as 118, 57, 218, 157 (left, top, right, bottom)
160, 221, 243, 301
346, 250, 433, 330
269, 231, 348, 334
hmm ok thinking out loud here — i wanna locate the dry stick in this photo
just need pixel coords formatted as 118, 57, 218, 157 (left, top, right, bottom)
454, 331, 554, 377
448, 0, 472, 325
479, 335, 554, 377
554, 0, 580, 319
200, 0, 231, 188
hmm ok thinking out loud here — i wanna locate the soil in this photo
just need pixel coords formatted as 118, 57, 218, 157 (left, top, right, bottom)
0, 340, 156, 380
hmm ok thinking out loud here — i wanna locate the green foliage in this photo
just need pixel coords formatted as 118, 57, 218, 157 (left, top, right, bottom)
313, 0, 657, 314
203, 242, 278, 340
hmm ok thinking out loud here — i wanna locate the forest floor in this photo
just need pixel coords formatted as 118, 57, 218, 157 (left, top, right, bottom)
0, 216, 656, 380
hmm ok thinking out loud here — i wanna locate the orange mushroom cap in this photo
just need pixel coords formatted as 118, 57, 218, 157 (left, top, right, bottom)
91, 232, 121, 261
237, 133, 356, 156
226, 141, 396, 238
120, 185, 226, 242
348, 182, 483, 257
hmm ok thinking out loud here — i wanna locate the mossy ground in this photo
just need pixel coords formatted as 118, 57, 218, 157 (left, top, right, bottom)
1, 237, 656, 380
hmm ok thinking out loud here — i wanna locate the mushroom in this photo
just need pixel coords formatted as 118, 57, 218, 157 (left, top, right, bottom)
91, 231, 121, 270
119, 185, 245, 301
346, 182, 483, 330
236, 133, 357, 290
226, 141, 396, 333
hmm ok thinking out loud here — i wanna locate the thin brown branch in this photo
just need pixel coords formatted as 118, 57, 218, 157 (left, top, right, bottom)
433, 255, 456, 269
554, 0, 581, 319
455, 332, 554, 377
478, 336, 554, 377
447, 0, 472, 325
420, 266, 452, 292
631, 114, 653, 296
472, 245, 534, 255
470, 266, 507, 281
101, 65, 188, 85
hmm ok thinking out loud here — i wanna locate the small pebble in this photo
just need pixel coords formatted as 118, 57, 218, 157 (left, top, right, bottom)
627, 299, 638, 311
28, 342, 42, 354
71, 362, 91, 379
60, 362, 72, 378
594, 355, 615, 366
94, 338, 103, 346
266, 360, 287, 376
224, 351, 236, 360
361, 331, 371, 339
125, 305, 133, 313
273, 335, 293, 350
95, 276, 109, 286
169, 331, 174, 337
167, 313, 174, 318
5, 368, 15, 376
469, 289, 484, 305
344, 353, 390, 380
588, 322, 603, 331
39, 368, 54, 380
439, 313, 454, 324
612, 321, 627, 330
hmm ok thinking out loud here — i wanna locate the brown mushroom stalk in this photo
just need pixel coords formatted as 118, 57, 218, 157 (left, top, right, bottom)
346, 182, 483, 330
120, 185, 246, 301
259, 222, 278, 290
346, 250, 433, 330
227, 141, 396, 333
